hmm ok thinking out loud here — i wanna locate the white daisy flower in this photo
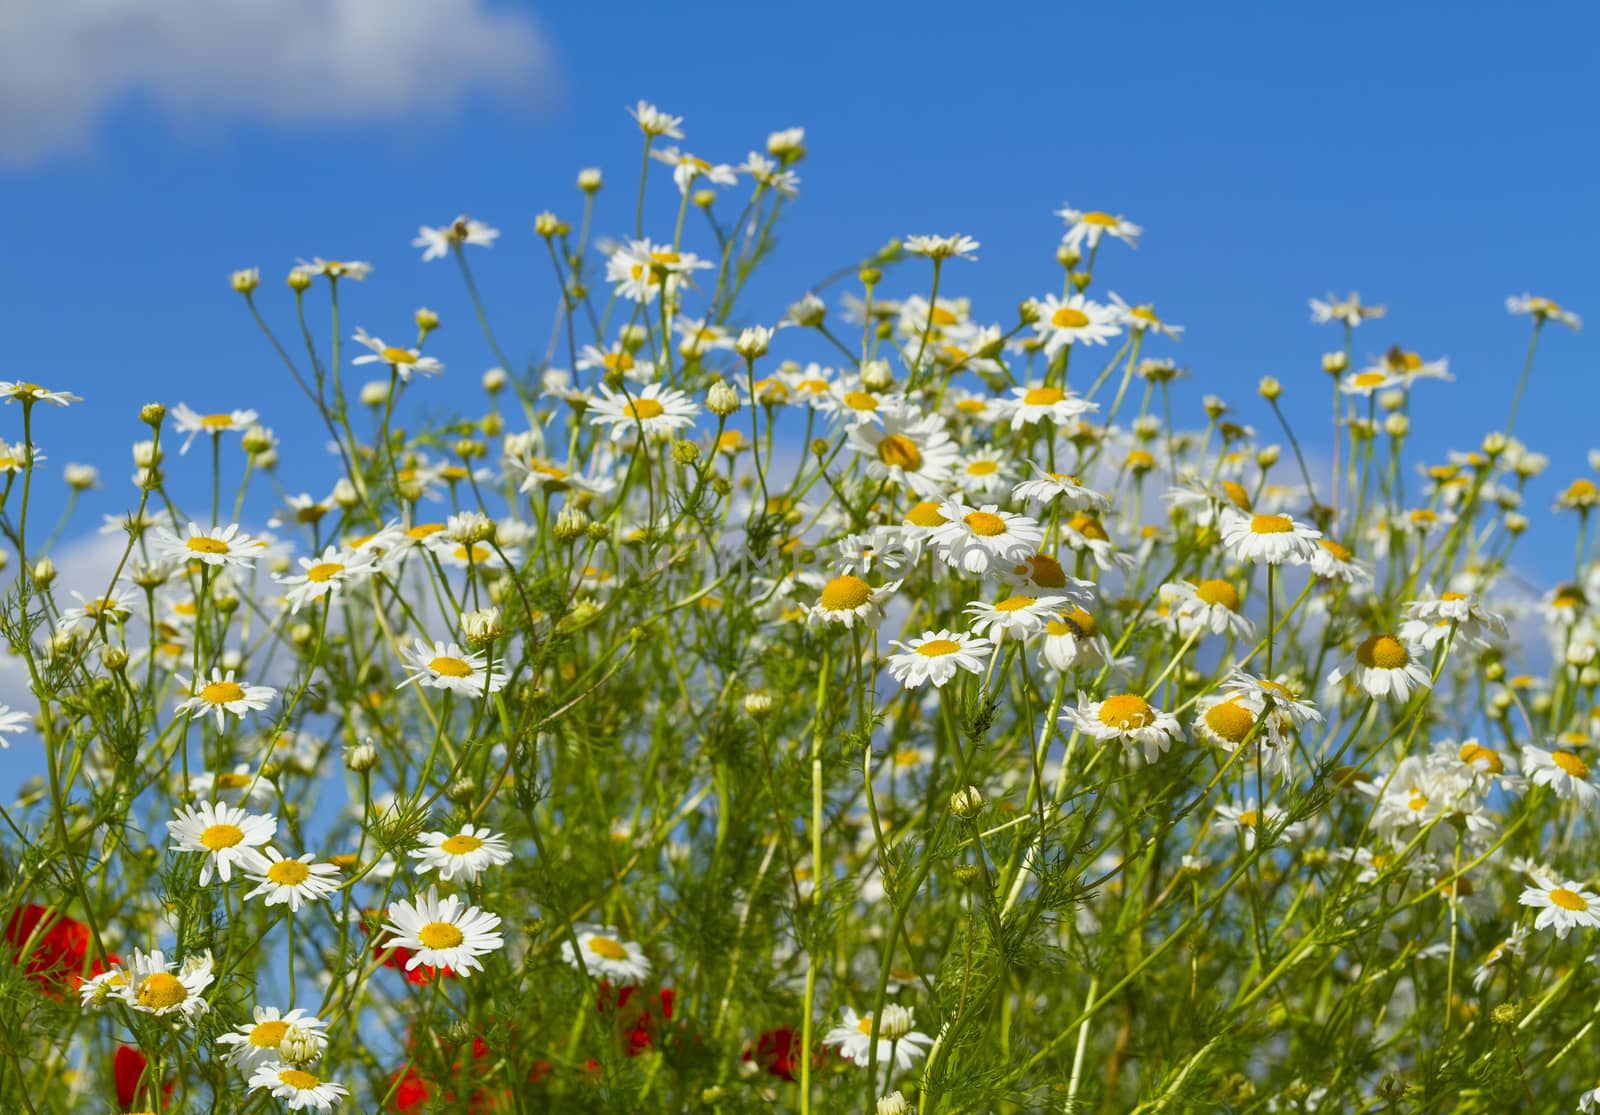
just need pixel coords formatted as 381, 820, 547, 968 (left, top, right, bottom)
561, 923, 651, 983
170, 403, 259, 452
1340, 368, 1402, 397
381, 886, 504, 977
1063, 693, 1183, 764
1214, 799, 1304, 851
824, 1005, 934, 1070
155, 522, 261, 568
1108, 292, 1183, 340
807, 574, 890, 629
1011, 466, 1110, 511
928, 500, 1043, 576
1030, 294, 1122, 357
628, 100, 684, 138
1056, 204, 1142, 251
412, 215, 500, 261
0, 380, 82, 407
575, 343, 654, 385
587, 383, 701, 441
886, 630, 991, 690
1038, 608, 1113, 674
121, 948, 214, 1019
1327, 634, 1430, 703
999, 553, 1095, 601
350, 328, 444, 382
952, 453, 1012, 498
398, 638, 507, 699
297, 258, 372, 282
1506, 292, 1581, 331
651, 146, 737, 194
167, 802, 276, 884
1165, 579, 1253, 640
832, 527, 912, 578
247, 1062, 349, 1111
242, 849, 341, 911
846, 402, 960, 498
1522, 745, 1598, 805
57, 589, 135, 632
189, 765, 278, 810
218, 1006, 329, 1073
410, 825, 514, 884
1399, 591, 1507, 650
1218, 508, 1320, 566
965, 594, 1072, 642
175, 668, 277, 729
1519, 872, 1600, 938
274, 545, 377, 613
603, 238, 711, 304
903, 233, 980, 261
1310, 291, 1385, 327
995, 381, 1098, 430
1059, 513, 1134, 574
0, 703, 32, 749
1309, 538, 1370, 584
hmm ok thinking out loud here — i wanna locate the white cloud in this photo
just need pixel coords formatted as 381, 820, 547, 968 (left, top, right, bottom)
0, 0, 559, 166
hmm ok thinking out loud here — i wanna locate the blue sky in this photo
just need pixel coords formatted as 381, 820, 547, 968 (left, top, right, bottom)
0, 1, 1595, 605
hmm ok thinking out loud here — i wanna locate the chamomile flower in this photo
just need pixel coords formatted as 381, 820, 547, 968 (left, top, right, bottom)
1192, 694, 1261, 750
1011, 466, 1110, 512
56, 589, 135, 632
1059, 513, 1135, 573
886, 630, 991, 689
1522, 745, 1599, 805
155, 522, 261, 569
1166, 579, 1253, 639
1340, 367, 1401, 397
1518, 872, 1600, 938
350, 328, 443, 382
218, 1007, 329, 1073
1030, 295, 1122, 357
410, 825, 514, 884
1327, 634, 1430, 702
833, 527, 912, 578
175, 668, 277, 728
274, 546, 376, 613
247, 1062, 349, 1111
1108, 293, 1183, 340
381, 887, 504, 977
0, 380, 82, 407
995, 381, 1098, 430
167, 801, 276, 883
953, 453, 1012, 498
846, 404, 960, 497
1399, 591, 1507, 650
1310, 292, 1385, 327
1214, 799, 1303, 851
1038, 607, 1113, 673
825, 1005, 934, 1071
412, 215, 499, 261
1309, 538, 1370, 583
965, 594, 1071, 642
398, 638, 507, 699
807, 574, 890, 628
1064, 693, 1183, 763
562, 924, 651, 982
297, 258, 372, 282
1218, 508, 1320, 566
651, 146, 737, 194
1056, 204, 1142, 250
903, 233, 980, 261
190, 765, 278, 810
121, 949, 214, 1020
242, 850, 341, 911
604, 238, 711, 304
170, 404, 260, 452
587, 383, 701, 441
628, 100, 684, 139
1506, 293, 1581, 331
928, 500, 1043, 575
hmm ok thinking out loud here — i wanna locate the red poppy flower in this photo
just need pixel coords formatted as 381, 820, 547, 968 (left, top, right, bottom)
5, 905, 105, 994
113, 1044, 173, 1109
745, 1026, 816, 1082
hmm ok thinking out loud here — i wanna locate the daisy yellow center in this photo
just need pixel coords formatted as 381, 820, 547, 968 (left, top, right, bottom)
650, 250, 681, 266
916, 639, 961, 658
964, 511, 1007, 537
877, 434, 923, 471
305, 562, 343, 583
1351, 371, 1387, 387
1127, 449, 1154, 469
267, 859, 311, 886
1130, 305, 1159, 324
856, 1015, 877, 1035
956, 398, 987, 414
1195, 580, 1240, 610
843, 391, 878, 411
1024, 386, 1065, 406
1318, 539, 1352, 561
820, 575, 872, 611
200, 414, 235, 430
1205, 700, 1255, 743
1549, 888, 1587, 911
966, 460, 999, 476
418, 922, 464, 950
1056, 607, 1098, 637
894, 748, 922, 768
441, 834, 484, 855
1407, 790, 1429, 811
1249, 514, 1292, 534
381, 347, 417, 365
137, 973, 187, 1010
186, 536, 230, 555
1221, 480, 1252, 510
1439, 591, 1467, 601
1236, 810, 1259, 827
1024, 553, 1067, 588
201, 823, 245, 850
1458, 743, 1504, 774
429, 656, 473, 678
905, 500, 947, 528
587, 936, 629, 960
407, 523, 445, 539
1098, 694, 1153, 730
215, 772, 250, 789
1081, 211, 1118, 226
1551, 750, 1589, 778
625, 398, 665, 420
200, 681, 245, 704
1356, 635, 1408, 670
1069, 514, 1108, 542
995, 595, 1037, 612
929, 306, 959, 326
250, 1019, 290, 1047
797, 378, 829, 394
278, 1068, 321, 1091
603, 351, 636, 372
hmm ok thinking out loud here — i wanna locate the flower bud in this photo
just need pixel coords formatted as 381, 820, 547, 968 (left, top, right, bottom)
279, 1024, 322, 1066
31, 558, 54, 587
101, 646, 128, 672
1257, 376, 1282, 401
231, 268, 260, 294
743, 690, 774, 717
788, 293, 826, 328
415, 307, 440, 334
860, 359, 894, 391
64, 463, 99, 490
1322, 351, 1348, 375
287, 269, 313, 293
671, 439, 700, 466
242, 424, 276, 455
692, 188, 716, 209
344, 741, 378, 773
140, 403, 166, 427
534, 211, 561, 238
735, 326, 773, 359
462, 608, 503, 646
1384, 413, 1409, 438
707, 381, 740, 416
360, 381, 389, 408
949, 785, 985, 819
1378, 389, 1405, 412
876, 1004, 916, 1040
878, 1092, 912, 1115
858, 266, 882, 287
554, 504, 590, 540
578, 167, 603, 193
1055, 243, 1082, 268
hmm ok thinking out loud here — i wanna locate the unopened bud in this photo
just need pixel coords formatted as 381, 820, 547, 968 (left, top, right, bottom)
671, 440, 700, 465
31, 558, 54, 587
743, 691, 774, 717
344, 742, 378, 773
1322, 351, 1348, 375
707, 381, 740, 416
1257, 376, 1281, 401
949, 785, 985, 819
860, 359, 894, 391
578, 168, 603, 193
1384, 413, 1410, 438
231, 268, 260, 294
415, 307, 440, 334
287, 269, 313, 293
878, 1092, 912, 1115
554, 504, 590, 540
735, 326, 773, 359
140, 403, 166, 427
482, 367, 507, 394
534, 211, 561, 238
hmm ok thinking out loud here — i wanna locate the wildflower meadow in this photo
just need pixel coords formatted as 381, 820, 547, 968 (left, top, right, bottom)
3, 101, 1599, 1114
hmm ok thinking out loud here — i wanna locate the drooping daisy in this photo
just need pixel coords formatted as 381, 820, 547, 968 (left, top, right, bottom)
0, 380, 82, 407
1063, 693, 1183, 764
1519, 872, 1600, 938
155, 522, 261, 568
218, 1006, 329, 1073
350, 328, 444, 382
587, 383, 701, 441
1309, 538, 1370, 584
1220, 671, 1322, 738
381, 887, 504, 977
1060, 513, 1135, 573
965, 595, 1071, 643
1218, 508, 1320, 566
398, 638, 507, 699
121, 949, 214, 1019
1038, 608, 1113, 674
846, 403, 960, 498
1399, 591, 1507, 650
170, 403, 260, 453
1522, 745, 1598, 805
1327, 634, 1430, 703
1166, 579, 1253, 640
274, 545, 377, 613
1506, 293, 1581, 331
410, 825, 514, 884
824, 1005, 934, 1071
1011, 466, 1110, 511
995, 381, 1098, 430
247, 1062, 349, 1112
413, 215, 500, 261
1056, 204, 1142, 251
928, 500, 1043, 576
1030, 295, 1122, 357
175, 668, 277, 729
167, 802, 276, 884
242, 850, 342, 911
886, 630, 991, 690
561, 923, 651, 982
